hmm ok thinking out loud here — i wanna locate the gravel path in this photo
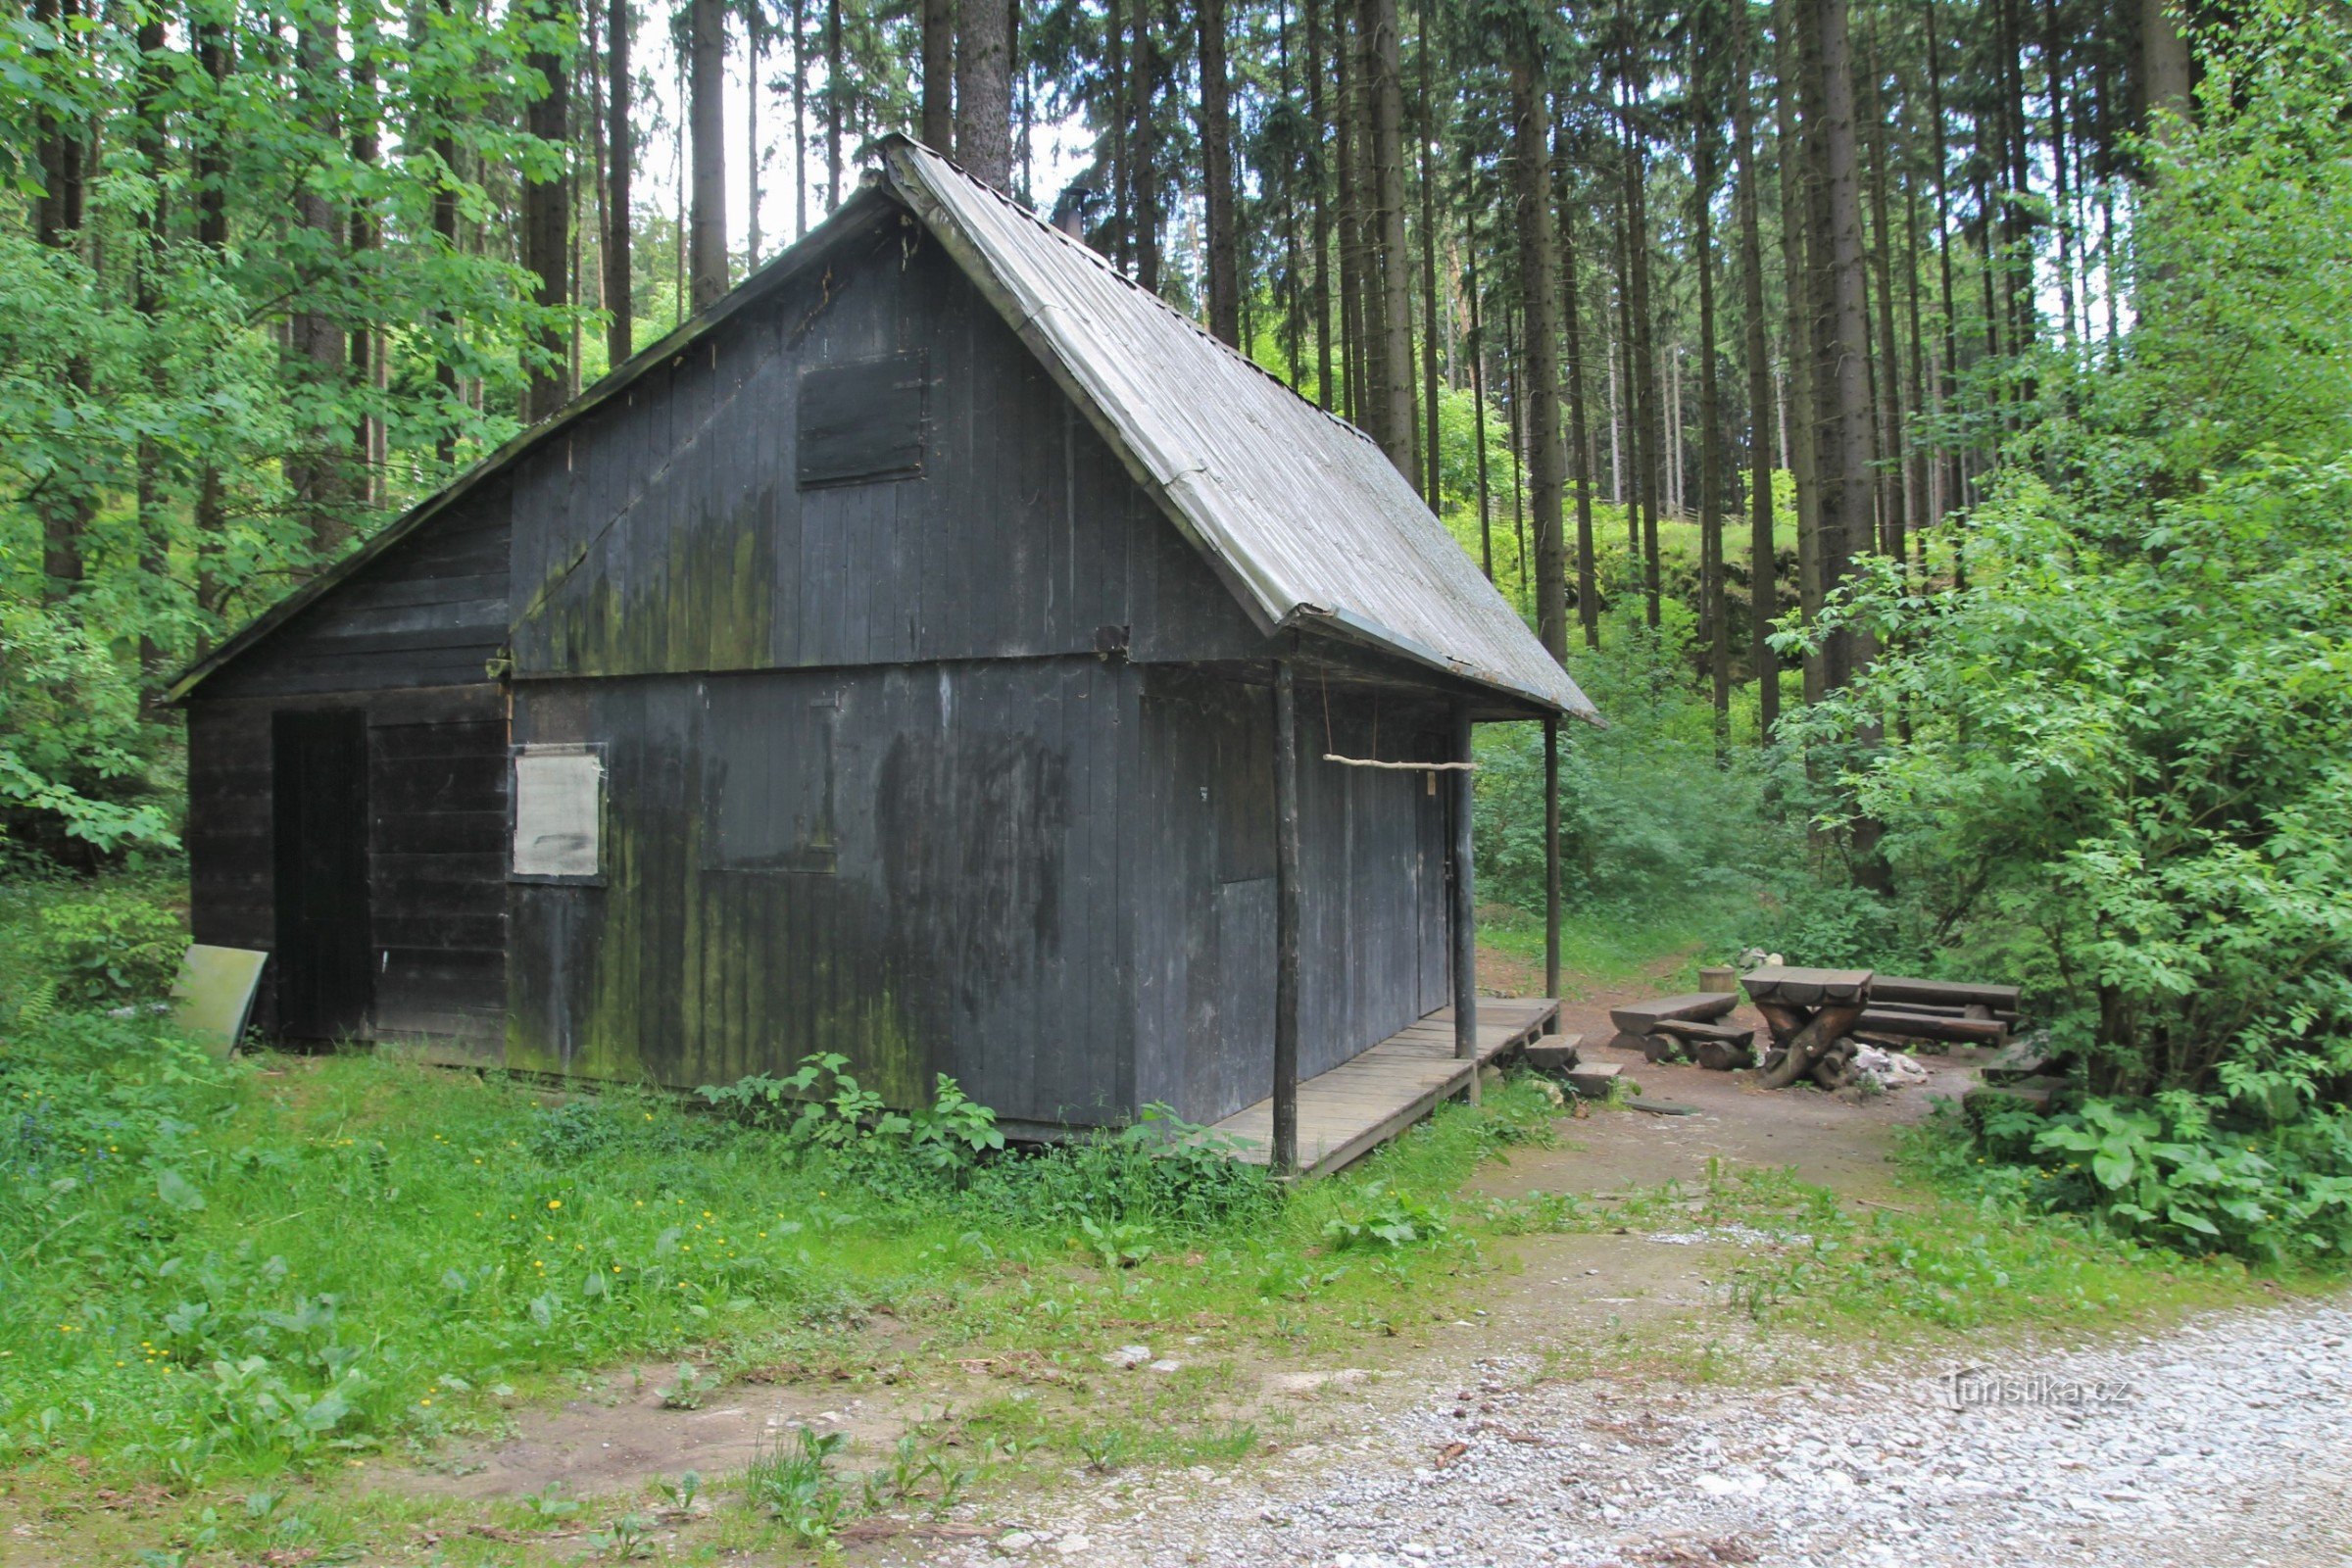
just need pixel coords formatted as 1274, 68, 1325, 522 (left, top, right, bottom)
935, 1299, 2352, 1568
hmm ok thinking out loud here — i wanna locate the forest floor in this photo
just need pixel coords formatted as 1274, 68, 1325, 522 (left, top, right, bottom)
6, 942, 2340, 1566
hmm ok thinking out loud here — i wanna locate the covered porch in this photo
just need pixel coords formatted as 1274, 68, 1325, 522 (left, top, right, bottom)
1210, 996, 1559, 1177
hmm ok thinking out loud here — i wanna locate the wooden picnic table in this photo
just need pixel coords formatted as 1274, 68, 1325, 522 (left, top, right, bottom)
1741, 965, 1874, 1089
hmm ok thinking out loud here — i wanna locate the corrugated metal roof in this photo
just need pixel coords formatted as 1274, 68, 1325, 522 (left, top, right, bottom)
881, 135, 1596, 721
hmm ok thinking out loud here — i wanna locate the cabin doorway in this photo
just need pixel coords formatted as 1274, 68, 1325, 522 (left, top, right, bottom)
272, 710, 373, 1040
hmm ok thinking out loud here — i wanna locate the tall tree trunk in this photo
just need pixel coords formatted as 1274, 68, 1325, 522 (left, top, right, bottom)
1131, 5, 1161, 293
522, 0, 572, 417
1692, 20, 1728, 727
428, 0, 462, 463
192, 0, 233, 624
791, 0, 808, 236
349, 3, 385, 499
1799, 0, 1871, 695
1775, 0, 1823, 704
955, 0, 1012, 186
292, 11, 354, 563
2043, 0, 2076, 345
1305, 0, 1330, 407
1927, 0, 1961, 528
1508, 46, 1565, 661
745, 5, 761, 265
32, 0, 86, 599
1200, 0, 1240, 345
1364, 0, 1416, 482
2139, 0, 2190, 145
1734, 0, 1779, 737
922, 0, 955, 148
605, 0, 633, 365
134, 9, 172, 688
687, 0, 727, 312
1865, 56, 1905, 566
824, 0, 842, 208
1467, 210, 1494, 580
1417, 0, 1440, 503
1623, 63, 1661, 628
1334, 3, 1362, 420
1554, 114, 1597, 649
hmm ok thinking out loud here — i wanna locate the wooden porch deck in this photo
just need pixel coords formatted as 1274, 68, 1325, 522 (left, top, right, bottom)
1209, 997, 1559, 1177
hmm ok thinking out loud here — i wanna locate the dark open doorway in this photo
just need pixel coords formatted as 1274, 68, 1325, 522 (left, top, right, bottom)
272, 710, 373, 1040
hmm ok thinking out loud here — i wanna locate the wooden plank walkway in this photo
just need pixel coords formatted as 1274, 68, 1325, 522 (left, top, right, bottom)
1210, 997, 1559, 1177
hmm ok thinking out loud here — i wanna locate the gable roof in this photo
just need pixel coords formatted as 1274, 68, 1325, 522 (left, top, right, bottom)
172, 140, 1594, 721
877, 137, 1593, 721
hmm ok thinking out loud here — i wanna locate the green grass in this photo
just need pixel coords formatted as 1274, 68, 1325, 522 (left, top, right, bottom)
1478, 892, 1761, 994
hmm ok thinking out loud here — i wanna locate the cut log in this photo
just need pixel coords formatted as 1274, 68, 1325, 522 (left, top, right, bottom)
1525, 1033, 1583, 1074
1872, 975, 2022, 1014
1740, 965, 1874, 1009
1964, 1075, 2067, 1126
1852, 1008, 2008, 1047
1754, 1000, 1810, 1049
1606, 993, 1740, 1034
1693, 1036, 1756, 1071
1753, 1001, 1868, 1090
1563, 1061, 1622, 1098
1649, 1017, 1755, 1045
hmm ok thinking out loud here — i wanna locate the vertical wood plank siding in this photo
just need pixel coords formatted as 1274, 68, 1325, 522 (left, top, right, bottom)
184, 200, 1469, 1130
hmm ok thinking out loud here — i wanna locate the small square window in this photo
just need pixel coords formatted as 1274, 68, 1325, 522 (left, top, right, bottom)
797, 352, 928, 488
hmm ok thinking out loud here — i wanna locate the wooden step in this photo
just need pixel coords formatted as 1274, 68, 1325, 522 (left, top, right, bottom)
1525, 1032, 1583, 1073
1564, 1061, 1623, 1098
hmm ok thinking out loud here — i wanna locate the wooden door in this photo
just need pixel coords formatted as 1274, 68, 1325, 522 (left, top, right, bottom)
271, 710, 373, 1040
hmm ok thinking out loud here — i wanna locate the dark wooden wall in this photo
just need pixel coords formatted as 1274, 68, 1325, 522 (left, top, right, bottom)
506, 211, 1263, 682
186, 191, 1468, 1122
508, 660, 1134, 1129
186, 685, 508, 1045
1132, 671, 1451, 1126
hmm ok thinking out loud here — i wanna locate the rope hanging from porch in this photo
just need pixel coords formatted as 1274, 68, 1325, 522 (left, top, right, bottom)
1313, 667, 1479, 772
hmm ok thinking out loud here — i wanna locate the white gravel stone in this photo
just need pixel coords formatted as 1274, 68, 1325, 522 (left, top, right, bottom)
928, 1301, 2352, 1567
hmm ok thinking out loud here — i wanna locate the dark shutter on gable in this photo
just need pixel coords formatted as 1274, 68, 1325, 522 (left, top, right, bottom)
796, 351, 928, 488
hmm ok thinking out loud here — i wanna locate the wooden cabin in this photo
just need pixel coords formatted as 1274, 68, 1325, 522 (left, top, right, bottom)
171, 137, 1595, 1152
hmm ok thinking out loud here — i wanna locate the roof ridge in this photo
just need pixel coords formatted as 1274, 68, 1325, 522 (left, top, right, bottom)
878, 132, 1382, 455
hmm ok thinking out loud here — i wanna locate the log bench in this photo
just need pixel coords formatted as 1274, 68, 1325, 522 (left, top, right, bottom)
1605, 992, 1739, 1054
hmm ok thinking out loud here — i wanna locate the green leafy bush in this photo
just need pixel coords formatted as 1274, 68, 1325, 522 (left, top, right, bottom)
1974, 1097, 2352, 1263
28, 887, 187, 1007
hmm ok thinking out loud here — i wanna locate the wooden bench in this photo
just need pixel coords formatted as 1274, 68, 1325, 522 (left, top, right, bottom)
1604, 992, 1738, 1053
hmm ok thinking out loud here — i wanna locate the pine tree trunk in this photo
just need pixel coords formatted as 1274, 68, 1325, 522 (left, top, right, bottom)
192, 0, 233, 623
1467, 212, 1494, 581
1131, 6, 1162, 294
1798, 0, 1871, 695
1417, 0, 1441, 503
1624, 68, 1661, 628
825, 0, 843, 208
2139, 0, 2190, 145
1554, 113, 1597, 649
745, 8, 761, 265
922, 0, 955, 149
292, 14, 353, 563
605, 0, 632, 366
1334, 5, 1362, 421
1200, 0, 1240, 345
1927, 0, 1962, 526
1365, 0, 1416, 482
1733, 0, 1779, 738
349, 4, 384, 499
1305, 0, 1331, 408
1865, 62, 1905, 567
522, 0, 572, 415
1774, 0, 1823, 705
955, 0, 1012, 186
1692, 22, 1728, 727
687, 0, 727, 312
1508, 47, 1566, 661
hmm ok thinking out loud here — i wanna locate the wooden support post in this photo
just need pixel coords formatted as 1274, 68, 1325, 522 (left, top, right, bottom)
1544, 715, 1561, 1029
1450, 704, 1480, 1102
1272, 660, 1301, 1175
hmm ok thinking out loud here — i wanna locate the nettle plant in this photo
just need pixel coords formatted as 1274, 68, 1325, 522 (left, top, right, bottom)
698, 1054, 1005, 1178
